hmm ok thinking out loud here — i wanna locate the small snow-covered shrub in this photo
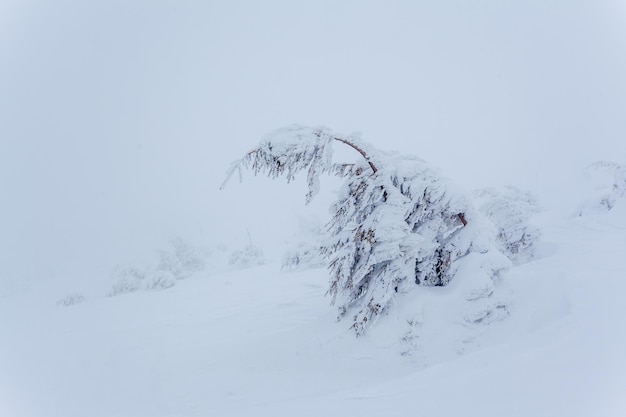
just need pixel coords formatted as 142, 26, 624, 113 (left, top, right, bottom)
144, 271, 177, 291
56, 293, 85, 307
109, 266, 146, 296
223, 125, 510, 335
464, 302, 509, 325
109, 267, 178, 296
281, 242, 325, 270
229, 244, 265, 269
579, 161, 626, 215
157, 237, 207, 280
108, 238, 208, 296
474, 186, 540, 263
282, 217, 326, 270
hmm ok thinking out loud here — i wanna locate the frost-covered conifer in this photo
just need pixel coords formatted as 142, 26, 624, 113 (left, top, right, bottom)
223, 125, 502, 335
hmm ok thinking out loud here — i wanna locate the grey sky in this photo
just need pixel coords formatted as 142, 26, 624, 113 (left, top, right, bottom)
1, 0, 625, 292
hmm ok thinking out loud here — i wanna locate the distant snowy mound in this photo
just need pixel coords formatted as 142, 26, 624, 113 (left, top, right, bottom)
578, 161, 626, 215
474, 186, 541, 263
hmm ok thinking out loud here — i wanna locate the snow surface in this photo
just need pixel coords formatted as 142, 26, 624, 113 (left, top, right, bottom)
2, 202, 625, 416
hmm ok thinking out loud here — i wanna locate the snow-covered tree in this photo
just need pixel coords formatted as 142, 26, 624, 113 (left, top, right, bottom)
222, 125, 502, 335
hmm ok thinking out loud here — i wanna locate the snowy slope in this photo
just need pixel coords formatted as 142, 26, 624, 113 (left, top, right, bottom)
2, 202, 625, 417
2, 2, 625, 416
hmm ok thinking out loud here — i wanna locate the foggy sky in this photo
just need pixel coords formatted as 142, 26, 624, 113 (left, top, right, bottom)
1, 0, 625, 293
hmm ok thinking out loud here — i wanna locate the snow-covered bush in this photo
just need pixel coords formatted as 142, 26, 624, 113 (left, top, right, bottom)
109, 238, 208, 296
109, 266, 146, 296
143, 271, 177, 291
157, 237, 207, 280
474, 186, 540, 263
281, 242, 325, 270
223, 125, 509, 335
56, 293, 86, 307
281, 218, 325, 270
229, 244, 265, 269
579, 161, 626, 215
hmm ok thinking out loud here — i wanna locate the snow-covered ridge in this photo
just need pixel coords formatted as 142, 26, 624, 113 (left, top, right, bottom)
2, 192, 625, 416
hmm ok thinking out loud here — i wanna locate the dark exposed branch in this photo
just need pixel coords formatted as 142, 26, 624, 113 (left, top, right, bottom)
311, 130, 377, 173
332, 137, 378, 173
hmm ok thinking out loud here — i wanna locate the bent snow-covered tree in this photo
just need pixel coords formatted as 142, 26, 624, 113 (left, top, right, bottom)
222, 125, 495, 335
